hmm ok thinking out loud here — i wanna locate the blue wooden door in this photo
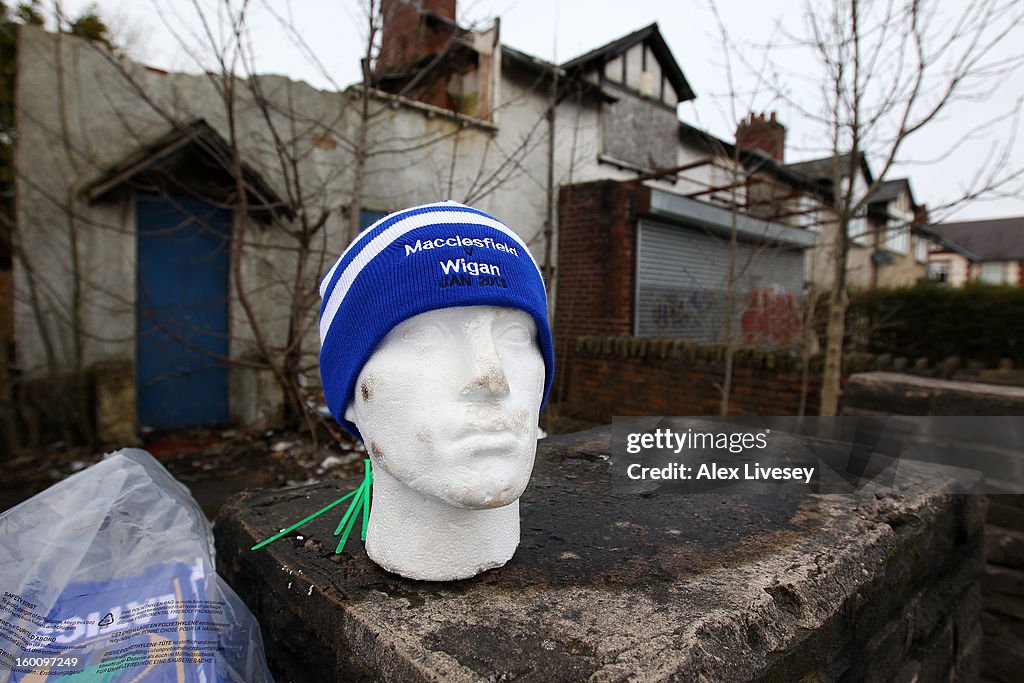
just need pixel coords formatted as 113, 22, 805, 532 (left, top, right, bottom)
136, 196, 230, 430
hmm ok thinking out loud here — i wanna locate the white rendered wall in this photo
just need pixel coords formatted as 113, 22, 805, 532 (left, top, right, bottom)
14, 25, 741, 425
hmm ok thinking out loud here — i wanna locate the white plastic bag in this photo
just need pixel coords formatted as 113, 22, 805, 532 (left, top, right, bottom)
0, 449, 272, 682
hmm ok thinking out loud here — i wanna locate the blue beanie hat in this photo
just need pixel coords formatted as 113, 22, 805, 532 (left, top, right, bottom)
319, 201, 555, 441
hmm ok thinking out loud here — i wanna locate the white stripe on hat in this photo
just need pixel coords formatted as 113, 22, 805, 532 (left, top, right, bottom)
319, 207, 543, 344
318, 201, 456, 299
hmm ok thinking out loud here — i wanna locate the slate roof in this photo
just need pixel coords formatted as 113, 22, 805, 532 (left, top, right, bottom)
869, 178, 912, 205
560, 23, 696, 103
926, 217, 1024, 261
677, 120, 733, 155
785, 153, 873, 185
786, 154, 849, 180
501, 45, 560, 77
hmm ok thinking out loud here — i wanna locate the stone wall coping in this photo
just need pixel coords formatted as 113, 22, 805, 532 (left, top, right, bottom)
216, 424, 986, 682
572, 335, 1018, 379
849, 371, 1024, 399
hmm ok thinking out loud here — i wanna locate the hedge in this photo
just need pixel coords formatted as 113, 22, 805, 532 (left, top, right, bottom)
846, 282, 1024, 366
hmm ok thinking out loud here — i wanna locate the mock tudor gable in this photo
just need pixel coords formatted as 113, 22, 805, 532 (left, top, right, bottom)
562, 24, 697, 173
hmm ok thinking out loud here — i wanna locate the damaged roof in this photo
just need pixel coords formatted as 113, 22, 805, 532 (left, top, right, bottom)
82, 119, 292, 221
785, 153, 873, 185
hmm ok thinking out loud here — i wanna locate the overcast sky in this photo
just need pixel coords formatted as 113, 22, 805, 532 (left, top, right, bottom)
58, 0, 1024, 222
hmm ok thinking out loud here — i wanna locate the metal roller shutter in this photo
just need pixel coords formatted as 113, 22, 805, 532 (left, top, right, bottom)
635, 218, 805, 344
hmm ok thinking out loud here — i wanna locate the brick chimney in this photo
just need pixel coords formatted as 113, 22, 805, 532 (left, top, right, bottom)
378, 0, 458, 78
736, 112, 787, 162
914, 203, 929, 225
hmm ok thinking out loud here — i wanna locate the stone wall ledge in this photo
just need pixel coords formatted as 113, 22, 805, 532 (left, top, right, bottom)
215, 425, 986, 682
572, 336, 1021, 379
844, 371, 1024, 416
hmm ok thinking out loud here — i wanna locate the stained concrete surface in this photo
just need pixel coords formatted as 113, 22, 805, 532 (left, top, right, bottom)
216, 424, 986, 682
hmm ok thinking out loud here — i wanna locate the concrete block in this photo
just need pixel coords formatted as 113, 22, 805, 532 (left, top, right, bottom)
215, 426, 988, 682
912, 551, 984, 647
953, 621, 982, 683
862, 609, 912, 682
987, 495, 1024, 531
980, 611, 1024, 683
953, 583, 983, 655
93, 361, 136, 445
982, 564, 1024, 621
915, 617, 953, 683
960, 494, 989, 541
890, 659, 920, 683
986, 524, 1024, 568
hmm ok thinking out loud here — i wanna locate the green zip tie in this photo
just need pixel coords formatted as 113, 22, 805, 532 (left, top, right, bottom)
360, 459, 371, 542
334, 459, 373, 553
251, 458, 373, 554
250, 488, 358, 550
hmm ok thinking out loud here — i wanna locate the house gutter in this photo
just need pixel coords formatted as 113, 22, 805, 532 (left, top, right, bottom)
647, 189, 817, 249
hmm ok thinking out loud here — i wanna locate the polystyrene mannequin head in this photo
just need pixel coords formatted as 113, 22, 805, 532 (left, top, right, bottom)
318, 201, 554, 440
318, 201, 554, 580
345, 305, 545, 510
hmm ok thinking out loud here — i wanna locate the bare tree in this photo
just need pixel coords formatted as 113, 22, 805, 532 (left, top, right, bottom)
700, 0, 1024, 416
1, 1, 120, 448
670, 3, 818, 416
10, 0, 569, 450
790, 0, 1024, 415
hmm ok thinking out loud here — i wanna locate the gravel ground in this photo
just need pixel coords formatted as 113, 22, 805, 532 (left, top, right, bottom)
0, 427, 367, 519
0, 408, 593, 519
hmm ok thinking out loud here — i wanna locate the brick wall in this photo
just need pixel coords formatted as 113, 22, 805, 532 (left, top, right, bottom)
377, 0, 461, 116
379, 0, 457, 74
554, 179, 826, 421
0, 269, 11, 344
560, 337, 821, 423
554, 337, 1024, 425
553, 178, 1021, 424
554, 180, 648, 401
735, 111, 786, 162
554, 180, 644, 341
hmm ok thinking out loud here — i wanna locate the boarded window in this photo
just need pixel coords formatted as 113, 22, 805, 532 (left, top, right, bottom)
602, 96, 678, 171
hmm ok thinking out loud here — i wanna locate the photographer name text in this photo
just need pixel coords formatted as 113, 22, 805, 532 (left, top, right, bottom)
626, 462, 815, 484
